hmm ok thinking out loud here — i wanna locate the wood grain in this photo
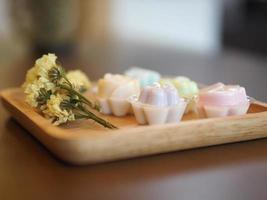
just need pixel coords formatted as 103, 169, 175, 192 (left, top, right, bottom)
1, 88, 267, 165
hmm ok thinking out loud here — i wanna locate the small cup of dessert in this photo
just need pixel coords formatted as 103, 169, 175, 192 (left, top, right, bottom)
160, 76, 199, 113
125, 67, 161, 87
130, 83, 187, 125
198, 82, 250, 118
96, 73, 140, 117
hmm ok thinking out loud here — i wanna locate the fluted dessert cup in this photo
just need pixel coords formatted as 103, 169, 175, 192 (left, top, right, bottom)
96, 74, 140, 117
130, 84, 187, 125
198, 83, 250, 118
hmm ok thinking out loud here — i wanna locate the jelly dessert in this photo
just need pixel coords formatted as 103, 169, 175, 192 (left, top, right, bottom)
130, 83, 187, 125
160, 76, 199, 113
198, 82, 250, 118
125, 67, 161, 87
97, 73, 140, 116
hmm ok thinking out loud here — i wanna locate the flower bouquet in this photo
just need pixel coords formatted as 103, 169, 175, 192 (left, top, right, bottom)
23, 54, 116, 129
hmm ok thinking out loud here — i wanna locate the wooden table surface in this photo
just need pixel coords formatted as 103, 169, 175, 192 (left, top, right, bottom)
0, 48, 267, 200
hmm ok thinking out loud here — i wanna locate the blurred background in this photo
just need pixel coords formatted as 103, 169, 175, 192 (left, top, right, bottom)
0, 0, 267, 100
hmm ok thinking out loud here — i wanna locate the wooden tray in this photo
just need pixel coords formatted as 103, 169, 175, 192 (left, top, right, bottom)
1, 88, 267, 165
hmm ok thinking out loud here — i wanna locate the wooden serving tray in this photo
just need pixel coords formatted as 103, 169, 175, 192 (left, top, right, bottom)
1, 88, 267, 165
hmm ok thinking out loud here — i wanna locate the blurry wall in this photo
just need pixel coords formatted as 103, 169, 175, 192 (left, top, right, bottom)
0, 0, 223, 62
0, 0, 10, 35
0, 1, 30, 66
110, 0, 222, 54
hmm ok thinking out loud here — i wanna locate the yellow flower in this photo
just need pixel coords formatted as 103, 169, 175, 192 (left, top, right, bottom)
66, 70, 91, 92
43, 93, 75, 125
35, 53, 57, 79
24, 78, 55, 108
23, 54, 58, 107
23, 53, 58, 87
24, 79, 44, 107
23, 67, 38, 88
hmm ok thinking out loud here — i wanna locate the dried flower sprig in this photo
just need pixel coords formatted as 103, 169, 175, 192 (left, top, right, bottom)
36, 88, 52, 106
48, 66, 100, 110
47, 66, 116, 128
59, 97, 116, 129
23, 53, 116, 129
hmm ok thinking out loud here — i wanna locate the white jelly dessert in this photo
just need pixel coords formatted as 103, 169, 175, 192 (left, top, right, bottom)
130, 83, 187, 125
97, 73, 140, 116
198, 82, 250, 118
125, 67, 161, 87
160, 76, 199, 113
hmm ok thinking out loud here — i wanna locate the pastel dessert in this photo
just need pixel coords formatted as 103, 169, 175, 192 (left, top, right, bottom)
198, 82, 250, 118
130, 83, 187, 125
97, 73, 140, 116
125, 67, 161, 87
160, 76, 199, 113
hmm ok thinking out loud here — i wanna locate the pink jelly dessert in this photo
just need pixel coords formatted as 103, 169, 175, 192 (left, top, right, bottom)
130, 83, 187, 125
198, 82, 250, 118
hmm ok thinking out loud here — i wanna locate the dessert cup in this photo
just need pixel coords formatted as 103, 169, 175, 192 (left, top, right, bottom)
96, 73, 140, 117
130, 84, 187, 125
160, 76, 199, 113
130, 98, 187, 125
198, 83, 250, 118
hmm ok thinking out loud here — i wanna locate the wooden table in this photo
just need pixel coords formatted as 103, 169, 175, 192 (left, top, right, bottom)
0, 49, 267, 200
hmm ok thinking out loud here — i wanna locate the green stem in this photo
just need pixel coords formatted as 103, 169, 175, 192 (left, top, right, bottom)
62, 75, 73, 88
75, 105, 117, 129
59, 84, 99, 111
77, 105, 117, 129
55, 68, 114, 128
